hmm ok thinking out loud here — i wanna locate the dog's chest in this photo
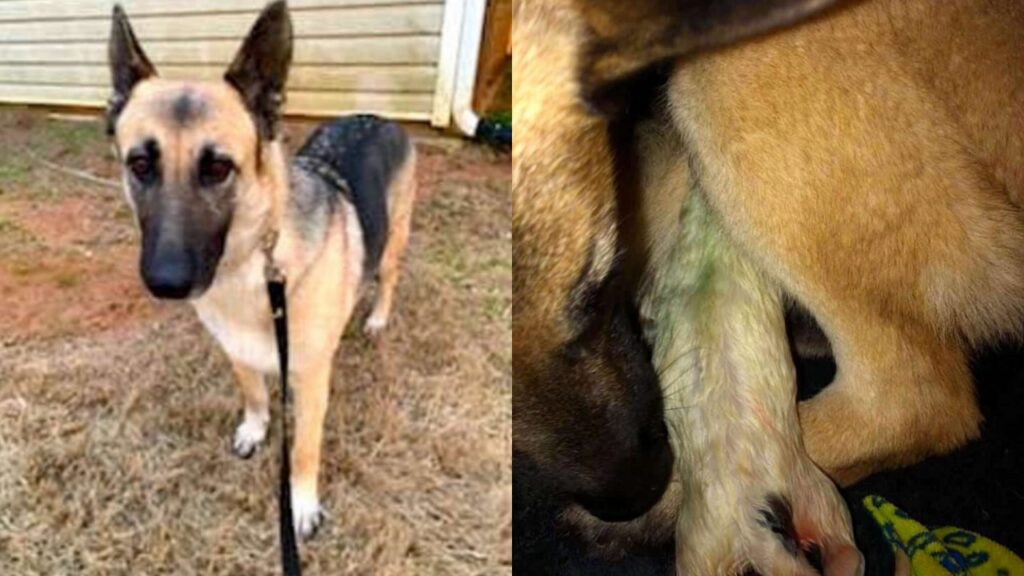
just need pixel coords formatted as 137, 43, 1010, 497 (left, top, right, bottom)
192, 259, 278, 374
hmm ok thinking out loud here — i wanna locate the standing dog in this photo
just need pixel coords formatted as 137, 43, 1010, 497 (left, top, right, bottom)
107, 1, 417, 537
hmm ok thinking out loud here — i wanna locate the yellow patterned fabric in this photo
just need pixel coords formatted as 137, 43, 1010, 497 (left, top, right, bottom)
863, 496, 1024, 575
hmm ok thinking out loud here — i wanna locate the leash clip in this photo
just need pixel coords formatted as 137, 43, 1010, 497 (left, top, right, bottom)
261, 228, 285, 284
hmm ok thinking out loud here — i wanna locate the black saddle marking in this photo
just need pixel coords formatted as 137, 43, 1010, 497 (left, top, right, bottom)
294, 115, 411, 276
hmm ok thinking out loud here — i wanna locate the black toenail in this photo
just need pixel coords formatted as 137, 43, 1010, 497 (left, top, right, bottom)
758, 494, 799, 556
804, 542, 824, 574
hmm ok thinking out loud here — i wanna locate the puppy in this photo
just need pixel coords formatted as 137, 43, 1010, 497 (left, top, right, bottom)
107, 1, 416, 538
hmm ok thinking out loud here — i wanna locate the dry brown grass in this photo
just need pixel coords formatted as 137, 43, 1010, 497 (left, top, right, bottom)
0, 108, 511, 575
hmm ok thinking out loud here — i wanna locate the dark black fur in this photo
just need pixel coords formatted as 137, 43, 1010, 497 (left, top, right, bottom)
294, 115, 410, 276
170, 90, 207, 127
106, 4, 156, 135
513, 453, 675, 576
223, 0, 292, 142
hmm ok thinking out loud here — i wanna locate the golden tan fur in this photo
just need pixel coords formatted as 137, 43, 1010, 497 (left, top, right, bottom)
367, 153, 417, 334
513, 0, 677, 549
513, 0, 618, 352
513, 0, 631, 472
667, 0, 1024, 485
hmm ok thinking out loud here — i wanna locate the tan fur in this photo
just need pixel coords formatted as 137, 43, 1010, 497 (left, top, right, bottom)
512, 0, 627, 470
513, 0, 677, 550
115, 80, 272, 216
570, 0, 843, 106
367, 149, 417, 335
512, 0, 619, 352
666, 0, 1024, 484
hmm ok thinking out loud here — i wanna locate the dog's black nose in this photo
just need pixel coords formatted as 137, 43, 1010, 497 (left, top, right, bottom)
142, 251, 195, 300
576, 426, 674, 522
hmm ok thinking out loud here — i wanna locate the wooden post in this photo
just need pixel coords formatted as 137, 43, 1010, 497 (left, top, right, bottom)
473, 0, 512, 115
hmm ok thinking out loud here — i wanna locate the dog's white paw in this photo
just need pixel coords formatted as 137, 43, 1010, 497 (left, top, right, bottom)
291, 487, 325, 540
744, 491, 863, 576
363, 313, 388, 338
232, 410, 269, 459
677, 467, 861, 576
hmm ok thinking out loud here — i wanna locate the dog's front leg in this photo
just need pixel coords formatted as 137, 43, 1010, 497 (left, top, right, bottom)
230, 361, 270, 459
290, 354, 331, 539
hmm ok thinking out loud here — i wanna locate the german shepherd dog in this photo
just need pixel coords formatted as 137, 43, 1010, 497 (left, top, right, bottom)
107, 1, 417, 538
515, 0, 1024, 573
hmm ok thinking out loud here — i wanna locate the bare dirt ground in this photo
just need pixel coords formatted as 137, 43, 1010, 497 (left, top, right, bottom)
0, 108, 511, 575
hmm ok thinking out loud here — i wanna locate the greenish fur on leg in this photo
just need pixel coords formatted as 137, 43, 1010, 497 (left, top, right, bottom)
640, 184, 855, 575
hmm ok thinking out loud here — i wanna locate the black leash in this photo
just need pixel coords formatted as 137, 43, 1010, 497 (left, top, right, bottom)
267, 274, 302, 576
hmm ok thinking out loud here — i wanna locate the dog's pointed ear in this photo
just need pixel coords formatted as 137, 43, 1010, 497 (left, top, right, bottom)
576, 0, 847, 114
224, 0, 293, 141
108, 4, 157, 135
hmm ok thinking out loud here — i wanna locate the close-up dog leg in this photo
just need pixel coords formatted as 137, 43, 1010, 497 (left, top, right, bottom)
290, 355, 332, 539
230, 360, 270, 459
798, 313, 981, 486
644, 186, 858, 576
365, 151, 417, 337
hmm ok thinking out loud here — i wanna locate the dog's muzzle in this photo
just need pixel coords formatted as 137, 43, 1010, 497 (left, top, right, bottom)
141, 242, 196, 300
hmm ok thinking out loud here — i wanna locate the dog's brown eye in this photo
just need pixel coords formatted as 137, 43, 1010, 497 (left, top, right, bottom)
129, 156, 153, 181
201, 158, 235, 187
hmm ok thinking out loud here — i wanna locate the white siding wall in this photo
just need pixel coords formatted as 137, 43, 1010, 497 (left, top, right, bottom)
0, 0, 451, 122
